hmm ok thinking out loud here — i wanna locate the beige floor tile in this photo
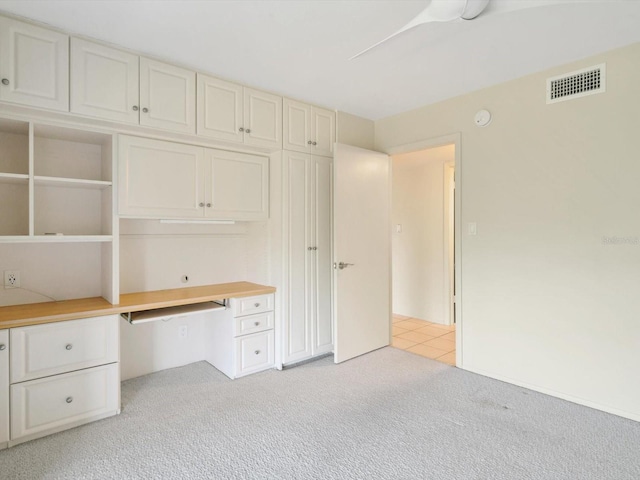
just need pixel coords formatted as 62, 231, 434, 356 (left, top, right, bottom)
441, 332, 455, 341
429, 323, 455, 332
406, 343, 449, 360
391, 337, 418, 350
394, 320, 426, 331
413, 325, 451, 338
407, 318, 433, 326
392, 325, 410, 336
396, 331, 436, 344
423, 337, 456, 352
437, 352, 456, 366
392, 314, 411, 321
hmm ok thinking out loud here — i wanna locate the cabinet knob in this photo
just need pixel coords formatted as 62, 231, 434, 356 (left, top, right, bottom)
0, 344, 5, 351
142, 107, 149, 113
307, 140, 312, 145
254, 350, 260, 355
65, 344, 73, 350
308, 247, 313, 251
1, 78, 9, 86
254, 321, 260, 326
206, 203, 212, 208
132, 105, 139, 111
66, 396, 73, 404
245, 129, 251, 134
312, 141, 317, 146
239, 127, 244, 132
254, 303, 260, 308
313, 247, 318, 250
199, 202, 205, 207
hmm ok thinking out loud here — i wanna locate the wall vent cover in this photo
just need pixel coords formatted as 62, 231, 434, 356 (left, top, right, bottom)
546, 63, 606, 104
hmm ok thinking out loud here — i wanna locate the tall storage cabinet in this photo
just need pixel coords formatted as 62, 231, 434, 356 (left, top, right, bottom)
0, 330, 8, 448
282, 151, 333, 365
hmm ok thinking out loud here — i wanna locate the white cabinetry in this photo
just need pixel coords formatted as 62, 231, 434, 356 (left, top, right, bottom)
283, 98, 335, 157
282, 151, 333, 364
205, 294, 275, 378
8, 315, 120, 446
119, 135, 268, 220
197, 74, 282, 149
0, 330, 8, 449
0, 17, 69, 112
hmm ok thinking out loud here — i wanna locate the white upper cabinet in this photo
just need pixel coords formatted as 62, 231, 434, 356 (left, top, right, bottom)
283, 98, 335, 157
70, 38, 139, 124
0, 17, 69, 111
140, 58, 196, 134
197, 74, 282, 150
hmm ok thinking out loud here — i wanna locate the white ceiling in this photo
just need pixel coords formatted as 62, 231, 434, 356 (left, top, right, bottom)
0, 0, 639, 120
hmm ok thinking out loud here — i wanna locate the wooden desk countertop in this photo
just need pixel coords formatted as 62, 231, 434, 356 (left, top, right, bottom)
0, 281, 276, 329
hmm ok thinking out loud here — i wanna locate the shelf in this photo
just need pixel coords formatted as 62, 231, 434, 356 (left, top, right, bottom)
121, 301, 226, 325
0, 173, 28, 185
34, 176, 112, 189
0, 235, 113, 244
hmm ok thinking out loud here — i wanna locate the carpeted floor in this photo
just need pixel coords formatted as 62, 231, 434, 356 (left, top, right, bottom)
1, 347, 639, 479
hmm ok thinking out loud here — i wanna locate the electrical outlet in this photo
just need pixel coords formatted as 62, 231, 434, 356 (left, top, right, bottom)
179, 325, 188, 338
4, 270, 20, 289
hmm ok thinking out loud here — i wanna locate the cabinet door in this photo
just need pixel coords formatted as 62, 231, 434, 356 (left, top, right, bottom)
0, 17, 69, 111
283, 98, 312, 154
139, 57, 196, 134
197, 74, 243, 143
312, 156, 334, 355
311, 107, 336, 157
243, 87, 282, 149
204, 149, 269, 220
0, 330, 8, 446
118, 135, 205, 218
70, 38, 139, 124
282, 151, 313, 364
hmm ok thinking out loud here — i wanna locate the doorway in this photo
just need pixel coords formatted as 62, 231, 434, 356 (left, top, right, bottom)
389, 142, 456, 365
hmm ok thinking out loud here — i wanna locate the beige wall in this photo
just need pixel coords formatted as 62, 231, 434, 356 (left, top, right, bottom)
392, 145, 454, 324
337, 111, 375, 150
376, 42, 640, 421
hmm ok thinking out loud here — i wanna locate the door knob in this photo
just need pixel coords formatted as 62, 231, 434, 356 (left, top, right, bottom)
336, 262, 355, 270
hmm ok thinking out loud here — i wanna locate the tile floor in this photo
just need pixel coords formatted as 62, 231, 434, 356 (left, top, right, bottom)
392, 314, 456, 366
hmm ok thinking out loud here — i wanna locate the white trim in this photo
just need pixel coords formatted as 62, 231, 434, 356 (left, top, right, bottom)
443, 160, 455, 326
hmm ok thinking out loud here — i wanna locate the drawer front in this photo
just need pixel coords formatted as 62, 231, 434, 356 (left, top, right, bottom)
235, 330, 274, 377
233, 294, 274, 317
234, 312, 274, 337
11, 315, 119, 383
10, 363, 119, 440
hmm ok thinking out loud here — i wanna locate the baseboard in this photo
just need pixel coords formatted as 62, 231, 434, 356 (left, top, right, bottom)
282, 352, 333, 369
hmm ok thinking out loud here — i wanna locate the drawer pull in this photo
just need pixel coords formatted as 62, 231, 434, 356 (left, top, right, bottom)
0, 344, 5, 351
66, 396, 73, 404
254, 303, 260, 308
254, 350, 261, 355
254, 321, 260, 326
65, 344, 73, 351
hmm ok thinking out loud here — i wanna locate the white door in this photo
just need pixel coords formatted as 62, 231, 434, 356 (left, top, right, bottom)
197, 74, 243, 143
243, 87, 282, 149
139, 57, 196, 134
0, 329, 8, 446
283, 98, 312, 154
118, 135, 205, 218
333, 144, 391, 363
311, 107, 336, 158
0, 17, 69, 111
70, 38, 139, 123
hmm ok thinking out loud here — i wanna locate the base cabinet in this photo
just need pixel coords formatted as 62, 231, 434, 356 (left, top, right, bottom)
0, 330, 8, 448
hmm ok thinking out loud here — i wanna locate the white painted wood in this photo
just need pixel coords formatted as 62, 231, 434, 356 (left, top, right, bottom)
0, 330, 8, 448
118, 135, 205, 218
10, 315, 119, 383
196, 74, 243, 142
203, 307, 236, 378
0, 17, 68, 111
204, 149, 269, 220
70, 38, 139, 124
333, 144, 391, 363
283, 98, 312, 154
235, 311, 274, 336
10, 363, 119, 442
139, 57, 196, 134
235, 330, 274, 377
232, 293, 274, 317
311, 107, 335, 158
243, 87, 282, 149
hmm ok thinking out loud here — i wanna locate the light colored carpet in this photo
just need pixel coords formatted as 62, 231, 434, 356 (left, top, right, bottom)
1, 347, 639, 479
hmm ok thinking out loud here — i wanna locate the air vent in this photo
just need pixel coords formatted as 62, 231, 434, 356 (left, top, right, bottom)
546, 63, 606, 104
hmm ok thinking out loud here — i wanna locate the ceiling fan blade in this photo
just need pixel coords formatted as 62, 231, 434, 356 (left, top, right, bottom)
350, 0, 468, 60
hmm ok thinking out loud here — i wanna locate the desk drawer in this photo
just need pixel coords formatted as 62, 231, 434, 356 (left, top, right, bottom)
235, 312, 273, 337
11, 315, 119, 384
235, 330, 274, 377
10, 363, 119, 441
233, 294, 274, 317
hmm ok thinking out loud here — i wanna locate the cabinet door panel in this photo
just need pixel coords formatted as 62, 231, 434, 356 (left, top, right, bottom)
283, 98, 312, 154
0, 330, 8, 446
140, 58, 196, 134
197, 74, 243, 142
70, 38, 139, 123
119, 135, 204, 218
312, 107, 336, 157
243, 87, 282, 149
205, 149, 268, 220
0, 17, 68, 111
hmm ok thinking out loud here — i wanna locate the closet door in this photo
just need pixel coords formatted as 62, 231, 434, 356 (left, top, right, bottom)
243, 87, 282, 149
282, 151, 313, 364
0, 17, 68, 111
197, 74, 243, 143
139, 57, 196, 134
283, 98, 312, 154
312, 156, 334, 355
70, 38, 140, 123
311, 107, 336, 158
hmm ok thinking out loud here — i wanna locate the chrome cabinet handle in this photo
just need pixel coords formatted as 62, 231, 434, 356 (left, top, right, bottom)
254, 350, 260, 355
312, 141, 317, 146
245, 128, 251, 134
308, 247, 313, 251
313, 247, 318, 250
254, 321, 260, 326
0, 344, 5, 351
254, 303, 260, 307
142, 107, 149, 113
199, 202, 205, 207
239, 127, 244, 132
132, 105, 139, 111
66, 397, 73, 404
206, 203, 212, 207
1, 78, 9, 86
307, 140, 312, 145
65, 344, 73, 350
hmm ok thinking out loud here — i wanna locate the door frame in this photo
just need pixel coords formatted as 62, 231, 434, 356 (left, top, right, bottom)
383, 133, 462, 368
